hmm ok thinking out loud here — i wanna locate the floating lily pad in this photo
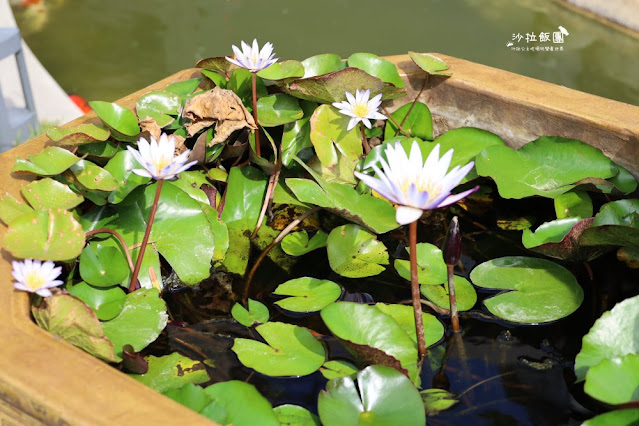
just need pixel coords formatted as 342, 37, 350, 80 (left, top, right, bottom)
79, 239, 130, 287
136, 91, 180, 127
4, 208, 85, 260
257, 94, 304, 127
196, 56, 238, 74
163, 383, 214, 414
421, 276, 477, 311
232, 322, 326, 377
170, 170, 210, 204
318, 365, 425, 426
384, 102, 432, 140
70, 160, 119, 191
21, 178, 83, 210
327, 224, 389, 278
68, 281, 126, 321
375, 303, 445, 349
47, 124, 110, 146
584, 354, 639, 405
421, 388, 459, 415
257, 60, 305, 81
231, 299, 269, 327
12, 146, 79, 175
575, 294, 639, 382
310, 104, 362, 171
273, 404, 320, 426
0, 191, 33, 225
129, 352, 209, 393
31, 294, 117, 362
273, 277, 342, 312
77, 141, 120, 158
164, 77, 202, 96
203, 381, 279, 426
101, 289, 168, 359
522, 217, 605, 262
320, 360, 358, 380
582, 409, 639, 426
104, 150, 151, 204
470, 256, 583, 324
281, 230, 328, 256
394, 243, 447, 285
581, 199, 639, 248
408, 52, 451, 76
301, 54, 345, 78
554, 190, 593, 219
347, 53, 405, 88
475, 136, 619, 199
89, 101, 141, 140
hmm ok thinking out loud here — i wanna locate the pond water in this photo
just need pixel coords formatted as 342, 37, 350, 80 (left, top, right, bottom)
11, 0, 639, 105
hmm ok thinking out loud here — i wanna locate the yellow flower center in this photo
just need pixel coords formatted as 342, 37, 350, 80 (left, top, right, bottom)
24, 271, 46, 291
353, 104, 369, 118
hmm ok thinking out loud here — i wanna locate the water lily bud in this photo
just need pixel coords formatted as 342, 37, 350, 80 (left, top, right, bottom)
443, 216, 462, 266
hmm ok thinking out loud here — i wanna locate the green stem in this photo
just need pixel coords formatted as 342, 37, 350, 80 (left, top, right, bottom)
360, 122, 371, 154
447, 264, 460, 332
381, 105, 411, 138
410, 220, 427, 359
128, 180, 164, 293
252, 72, 261, 157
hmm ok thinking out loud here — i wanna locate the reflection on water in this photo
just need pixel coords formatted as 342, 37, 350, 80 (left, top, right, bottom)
11, 0, 639, 105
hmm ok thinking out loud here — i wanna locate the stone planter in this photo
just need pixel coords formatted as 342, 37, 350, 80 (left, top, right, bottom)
0, 54, 637, 424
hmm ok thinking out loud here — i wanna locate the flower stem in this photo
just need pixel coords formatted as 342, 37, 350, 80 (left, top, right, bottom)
381, 106, 411, 138
360, 122, 371, 154
128, 180, 164, 293
85, 228, 134, 273
409, 220, 427, 359
251, 72, 261, 157
447, 264, 460, 332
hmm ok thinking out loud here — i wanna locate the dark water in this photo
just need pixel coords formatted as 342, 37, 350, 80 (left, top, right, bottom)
11, 0, 639, 105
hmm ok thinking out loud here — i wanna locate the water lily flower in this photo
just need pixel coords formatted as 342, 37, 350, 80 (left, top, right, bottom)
225, 39, 278, 72
127, 133, 197, 180
332, 89, 387, 131
12, 259, 63, 297
354, 141, 479, 225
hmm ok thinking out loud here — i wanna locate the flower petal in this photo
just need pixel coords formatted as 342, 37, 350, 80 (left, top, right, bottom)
396, 205, 424, 225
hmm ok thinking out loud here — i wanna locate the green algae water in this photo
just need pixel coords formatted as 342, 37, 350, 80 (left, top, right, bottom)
11, 0, 639, 105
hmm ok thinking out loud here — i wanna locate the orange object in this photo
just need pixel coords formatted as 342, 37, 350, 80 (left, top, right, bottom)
69, 94, 91, 113
20, 0, 42, 6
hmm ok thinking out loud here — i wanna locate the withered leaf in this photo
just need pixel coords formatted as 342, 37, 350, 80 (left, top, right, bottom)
139, 117, 162, 141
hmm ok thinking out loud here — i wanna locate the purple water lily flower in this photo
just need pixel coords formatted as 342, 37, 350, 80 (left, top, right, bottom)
127, 133, 197, 181
12, 259, 63, 297
225, 39, 278, 73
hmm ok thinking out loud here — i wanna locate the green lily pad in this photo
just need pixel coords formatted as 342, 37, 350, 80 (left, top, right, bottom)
347, 53, 405, 88
257, 94, 304, 127
196, 56, 238, 74
77, 141, 120, 158
170, 170, 210, 205
104, 150, 152, 204
12, 146, 80, 176
101, 289, 168, 359
375, 303, 445, 350
310, 104, 362, 171
522, 217, 581, 248
581, 199, 639, 248
273, 277, 342, 312
21, 178, 83, 210
281, 101, 316, 167
231, 299, 269, 327
227, 68, 268, 109
201, 69, 227, 88
582, 409, 639, 426
47, 124, 110, 146
469, 256, 584, 324
281, 230, 328, 256
203, 381, 279, 426
327, 224, 389, 278
301, 54, 345, 78
421, 388, 458, 415
89, 101, 141, 140
273, 404, 320, 426
408, 52, 451, 76
522, 217, 604, 262
554, 190, 593, 219
0, 191, 33, 225
384, 102, 432, 140
475, 136, 619, 199
136, 91, 180, 127
257, 60, 305, 81
320, 360, 359, 380
68, 281, 126, 321
585, 354, 639, 405
285, 67, 406, 104
129, 352, 209, 393
232, 322, 326, 377
4, 208, 85, 261
163, 383, 213, 414
31, 294, 117, 362
70, 160, 119, 191
318, 365, 425, 426
164, 77, 202, 96
420, 276, 477, 311
79, 239, 130, 287
394, 243, 447, 285
575, 294, 639, 382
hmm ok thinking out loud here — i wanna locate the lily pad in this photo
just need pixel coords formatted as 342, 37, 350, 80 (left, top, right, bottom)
317, 365, 425, 426
257, 60, 305, 81
21, 178, 83, 210
201, 69, 227, 88
273, 404, 320, 426
203, 381, 279, 426
420, 276, 477, 311
421, 388, 459, 415
4, 208, 85, 261
301, 54, 345, 78
31, 294, 117, 362
394, 243, 447, 285
475, 136, 619, 199
77, 141, 119, 158
522, 217, 605, 262
273, 277, 342, 312
281, 230, 328, 256
310, 104, 363, 171
12, 146, 79, 175
327, 224, 389, 278
232, 322, 326, 377
68, 281, 126, 321
196, 56, 238, 74
257, 94, 304, 127
79, 239, 130, 287
170, 170, 210, 204
375, 303, 445, 349
582, 409, 639, 426
320, 360, 359, 380
584, 354, 639, 405
581, 199, 639, 248
164, 77, 202, 96
231, 299, 270, 327
408, 52, 451, 76
136, 91, 180, 127
129, 352, 209, 393
70, 160, 119, 191
384, 102, 432, 140
575, 294, 639, 382
101, 289, 168, 359
281, 101, 316, 167
163, 383, 213, 414
554, 190, 593, 219
347, 53, 405, 88
89, 101, 141, 138
0, 191, 33, 225
104, 150, 152, 204
47, 124, 110, 146
470, 256, 583, 324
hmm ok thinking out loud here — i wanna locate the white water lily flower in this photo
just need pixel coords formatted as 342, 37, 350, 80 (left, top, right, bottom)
225, 39, 278, 72
12, 259, 63, 297
354, 141, 479, 225
127, 133, 197, 180
332, 89, 387, 131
